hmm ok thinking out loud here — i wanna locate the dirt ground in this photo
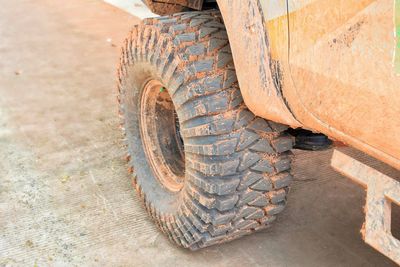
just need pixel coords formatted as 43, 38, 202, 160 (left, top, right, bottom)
0, 0, 398, 266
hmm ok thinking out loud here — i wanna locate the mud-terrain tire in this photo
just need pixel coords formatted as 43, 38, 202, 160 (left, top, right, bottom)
117, 11, 294, 250
143, 0, 187, 15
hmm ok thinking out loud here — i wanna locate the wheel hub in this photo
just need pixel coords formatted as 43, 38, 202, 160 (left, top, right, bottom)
140, 80, 185, 192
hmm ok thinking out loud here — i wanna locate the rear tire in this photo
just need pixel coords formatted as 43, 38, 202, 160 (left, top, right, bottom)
143, 0, 187, 15
117, 11, 294, 250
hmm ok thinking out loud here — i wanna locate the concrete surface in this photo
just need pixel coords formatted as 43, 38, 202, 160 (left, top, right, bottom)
104, 0, 157, 19
0, 0, 399, 266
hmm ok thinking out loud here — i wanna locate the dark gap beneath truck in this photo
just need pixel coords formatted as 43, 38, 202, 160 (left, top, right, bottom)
391, 202, 400, 240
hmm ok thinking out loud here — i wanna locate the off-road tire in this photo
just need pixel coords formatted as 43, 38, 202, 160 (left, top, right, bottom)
143, 0, 187, 15
117, 11, 294, 250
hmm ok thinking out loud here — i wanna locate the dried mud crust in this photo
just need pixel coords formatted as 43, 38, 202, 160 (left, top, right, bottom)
117, 11, 294, 250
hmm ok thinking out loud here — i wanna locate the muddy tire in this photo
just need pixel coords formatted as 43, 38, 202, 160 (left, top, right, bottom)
143, 0, 187, 15
117, 11, 294, 250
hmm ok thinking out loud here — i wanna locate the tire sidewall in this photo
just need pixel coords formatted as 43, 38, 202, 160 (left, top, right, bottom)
122, 61, 182, 215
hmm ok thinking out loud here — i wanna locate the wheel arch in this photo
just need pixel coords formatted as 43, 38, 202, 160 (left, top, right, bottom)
216, 0, 300, 127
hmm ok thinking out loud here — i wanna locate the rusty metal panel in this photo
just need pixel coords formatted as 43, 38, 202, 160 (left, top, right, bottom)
331, 150, 400, 264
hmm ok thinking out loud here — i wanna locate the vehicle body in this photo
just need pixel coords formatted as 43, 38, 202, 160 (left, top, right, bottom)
215, 0, 399, 171
212, 3, 400, 261
120, 0, 400, 263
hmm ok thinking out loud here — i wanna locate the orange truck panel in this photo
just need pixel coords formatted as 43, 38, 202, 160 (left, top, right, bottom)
258, 0, 400, 169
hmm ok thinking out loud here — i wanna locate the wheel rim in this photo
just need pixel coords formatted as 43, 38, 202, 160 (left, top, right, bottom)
140, 79, 185, 192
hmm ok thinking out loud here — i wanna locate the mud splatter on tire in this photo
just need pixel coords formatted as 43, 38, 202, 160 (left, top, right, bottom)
117, 11, 294, 250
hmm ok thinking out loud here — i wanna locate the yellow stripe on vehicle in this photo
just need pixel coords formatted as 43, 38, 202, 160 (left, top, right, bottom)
263, 0, 376, 60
